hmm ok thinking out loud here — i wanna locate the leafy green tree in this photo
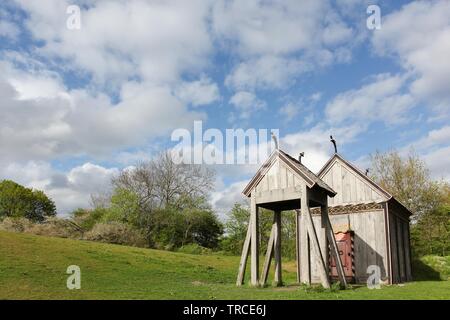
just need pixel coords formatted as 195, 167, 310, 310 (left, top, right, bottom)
71, 208, 107, 231
147, 207, 185, 249
0, 180, 56, 222
182, 208, 223, 248
103, 188, 141, 226
221, 203, 296, 257
371, 150, 450, 257
370, 150, 445, 222
411, 187, 450, 256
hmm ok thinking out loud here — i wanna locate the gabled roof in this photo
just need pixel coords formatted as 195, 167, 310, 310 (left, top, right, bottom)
242, 149, 336, 198
318, 153, 412, 216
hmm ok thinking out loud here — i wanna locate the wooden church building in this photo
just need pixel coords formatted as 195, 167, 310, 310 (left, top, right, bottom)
237, 147, 412, 287
312, 153, 413, 284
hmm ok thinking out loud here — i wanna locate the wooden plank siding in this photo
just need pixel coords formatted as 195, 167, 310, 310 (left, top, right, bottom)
308, 210, 388, 284
318, 154, 413, 284
388, 207, 412, 283
389, 213, 399, 283
321, 159, 386, 207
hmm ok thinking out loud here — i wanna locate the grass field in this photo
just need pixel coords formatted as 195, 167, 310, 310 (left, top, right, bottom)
0, 231, 449, 300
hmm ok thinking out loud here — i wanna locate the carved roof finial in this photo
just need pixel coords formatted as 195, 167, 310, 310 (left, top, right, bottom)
298, 152, 305, 164
330, 135, 337, 154
271, 131, 279, 150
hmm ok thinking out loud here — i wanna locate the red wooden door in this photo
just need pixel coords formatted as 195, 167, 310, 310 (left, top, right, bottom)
330, 232, 354, 280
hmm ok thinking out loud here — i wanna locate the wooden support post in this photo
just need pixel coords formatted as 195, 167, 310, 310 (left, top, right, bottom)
236, 220, 252, 286
260, 223, 275, 286
295, 210, 301, 283
303, 186, 331, 289
273, 210, 282, 286
325, 216, 347, 287
250, 191, 259, 286
320, 205, 329, 277
300, 203, 310, 284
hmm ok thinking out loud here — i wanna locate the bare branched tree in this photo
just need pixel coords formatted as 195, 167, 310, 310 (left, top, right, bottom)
112, 151, 215, 211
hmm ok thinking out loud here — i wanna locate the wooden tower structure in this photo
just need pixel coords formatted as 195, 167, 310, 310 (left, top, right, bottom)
236, 149, 347, 288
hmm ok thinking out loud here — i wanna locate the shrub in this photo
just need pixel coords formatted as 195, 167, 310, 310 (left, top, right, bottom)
26, 217, 83, 239
84, 222, 146, 247
0, 217, 83, 238
71, 208, 107, 231
177, 243, 212, 255
0, 217, 34, 232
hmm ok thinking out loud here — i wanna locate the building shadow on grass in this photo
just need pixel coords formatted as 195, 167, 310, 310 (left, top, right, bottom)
411, 259, 441, 281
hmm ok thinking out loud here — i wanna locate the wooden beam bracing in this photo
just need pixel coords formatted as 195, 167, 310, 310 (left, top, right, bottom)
260, 223, 275, 286
236, 220, 252, 286
325, 216, 348, 287
250, 191, 260, 286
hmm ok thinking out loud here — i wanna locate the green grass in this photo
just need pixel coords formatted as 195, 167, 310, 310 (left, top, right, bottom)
0, 231, 449, 300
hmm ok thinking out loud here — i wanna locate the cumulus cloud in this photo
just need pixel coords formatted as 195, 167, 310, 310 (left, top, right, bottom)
0, 59, 204, 162
14, 0, 213, 87
0, 161, 118, 214
211, 179, 248, 219
214, 0, 358, 91
229, 91, 266, 119
279, 102, 301, 120
325, 73, 415, 125
406, 125, 450, 181
225, 56, 311, 91
175, 76, 220, 107
281, 124, 364, 172
422, 146, 450, 181
0, 20, 19, 40
372, 0, 450, 117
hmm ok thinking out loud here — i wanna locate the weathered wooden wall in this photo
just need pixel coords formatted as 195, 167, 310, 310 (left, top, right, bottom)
321, 159, 386, 206
388, 207, 413, 283
255, 158, 303, 193
309, 210, 388, 284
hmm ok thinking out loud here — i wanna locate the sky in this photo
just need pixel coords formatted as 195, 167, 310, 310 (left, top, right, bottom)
0, 0, 449, 218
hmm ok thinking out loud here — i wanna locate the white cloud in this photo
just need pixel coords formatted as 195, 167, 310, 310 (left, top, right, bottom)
406, 125, 450, 181
212, 0, 352, 56
225, 55, 310, 91
422, 146, 450, 181
0, 20, 20, 40
175, 76, 220, 107
211, 179, 248, 220
325, 73, 415, 125
372, 0, 450, 117
416, 125, 450, 149
14, 0, 213, 87
0, 161, 118, 214
281, 124, 364, 172
0, 59, 205, 162
214, 0, 358, 91
229, 91, 266, 119
279, 102, 301, 121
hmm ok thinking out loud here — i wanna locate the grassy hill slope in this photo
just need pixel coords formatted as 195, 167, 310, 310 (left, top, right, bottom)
0, 231, 449, 300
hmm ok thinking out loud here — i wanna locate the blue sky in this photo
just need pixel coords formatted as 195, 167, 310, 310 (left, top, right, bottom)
0, 0, 449, 217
